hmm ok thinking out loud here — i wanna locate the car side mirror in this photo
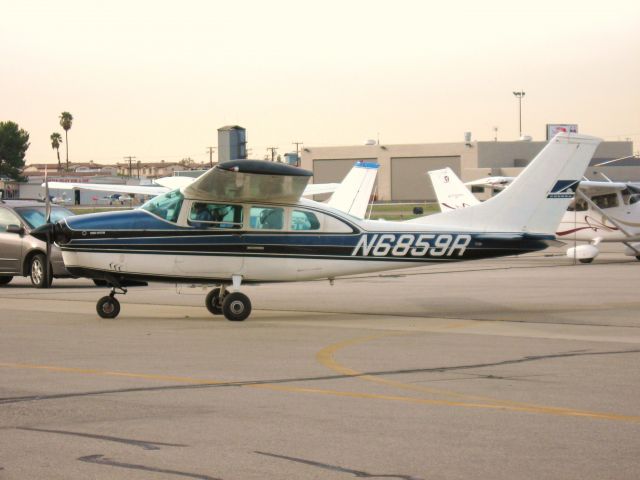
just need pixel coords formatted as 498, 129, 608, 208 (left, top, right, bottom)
6, 224, 24, 235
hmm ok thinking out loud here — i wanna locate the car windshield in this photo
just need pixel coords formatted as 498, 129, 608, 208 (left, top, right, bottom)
15, 206, 75, 229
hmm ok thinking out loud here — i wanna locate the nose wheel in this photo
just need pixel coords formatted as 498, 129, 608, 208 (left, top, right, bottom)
96, 284, 127, 319
205, 285, 252, 321
96, 294, 121, 319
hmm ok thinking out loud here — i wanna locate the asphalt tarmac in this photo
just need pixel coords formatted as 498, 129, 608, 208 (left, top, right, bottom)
1, 248, 639, 479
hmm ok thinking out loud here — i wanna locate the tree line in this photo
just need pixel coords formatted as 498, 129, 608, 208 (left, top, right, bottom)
0, 112, 73, 181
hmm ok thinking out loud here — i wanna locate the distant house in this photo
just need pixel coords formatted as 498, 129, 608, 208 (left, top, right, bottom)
116, 160, 211, 179
22, 161, 117, 178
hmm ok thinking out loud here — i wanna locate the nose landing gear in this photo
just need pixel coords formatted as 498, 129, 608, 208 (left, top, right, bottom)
96, 284, 127, 319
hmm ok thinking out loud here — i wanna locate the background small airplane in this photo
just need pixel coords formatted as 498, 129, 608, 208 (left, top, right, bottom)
428, 167, 640, 263
33, 133, 600, 322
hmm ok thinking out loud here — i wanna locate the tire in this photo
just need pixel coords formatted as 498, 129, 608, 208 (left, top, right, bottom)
222, 292, 251, 322
96, 295, 120, 319
579, 258, 594, 264
636, 255, 640, 261
0, 276, 13, 286
205, 288, 223, 315
93, 279, 108, 287
30, 253, 53, 288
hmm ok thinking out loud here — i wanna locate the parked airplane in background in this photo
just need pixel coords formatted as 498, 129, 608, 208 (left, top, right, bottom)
33, 133, 600, 322
46, 161, 380, 219
428, 167, 640, 263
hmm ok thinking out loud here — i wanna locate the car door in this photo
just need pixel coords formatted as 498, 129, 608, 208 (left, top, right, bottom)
0, 207, 24, 274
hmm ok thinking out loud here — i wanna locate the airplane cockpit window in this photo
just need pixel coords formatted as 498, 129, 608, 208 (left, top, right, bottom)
591, 193, 619, 210
188, 203, 243, 229
250, 206, 284, 230
291, 210, 321, 231
141, 189, 184, 223
567, 198, 588, 212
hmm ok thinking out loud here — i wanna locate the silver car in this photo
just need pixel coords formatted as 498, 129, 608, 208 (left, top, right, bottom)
0, 200, 75, 288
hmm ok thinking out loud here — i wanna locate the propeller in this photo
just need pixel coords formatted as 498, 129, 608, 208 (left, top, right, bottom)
44, 167, 52, 287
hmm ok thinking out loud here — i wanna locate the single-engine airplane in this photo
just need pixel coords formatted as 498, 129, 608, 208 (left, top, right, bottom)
33, 133, 600, 321
429, 165, 640, 263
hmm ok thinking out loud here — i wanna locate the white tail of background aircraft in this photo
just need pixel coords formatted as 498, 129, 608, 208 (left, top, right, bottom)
428, 167, 479, 211
327, 161, 379, 219
409, 133, 602, 234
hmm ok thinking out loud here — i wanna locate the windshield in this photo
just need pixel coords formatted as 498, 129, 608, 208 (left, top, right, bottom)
15, 206, 75, 229
140, 189, 184, 222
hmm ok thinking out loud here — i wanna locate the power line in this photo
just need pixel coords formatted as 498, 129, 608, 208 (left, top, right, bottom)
206, 146, 216, 168
123, 156, 136, 178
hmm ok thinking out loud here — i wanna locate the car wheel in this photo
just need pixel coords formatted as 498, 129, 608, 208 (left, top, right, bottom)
0, 276, 13, 286
30, 253, 53, 288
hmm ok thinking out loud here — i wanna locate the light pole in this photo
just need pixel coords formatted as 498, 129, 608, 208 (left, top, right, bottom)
512, 91, 525, 138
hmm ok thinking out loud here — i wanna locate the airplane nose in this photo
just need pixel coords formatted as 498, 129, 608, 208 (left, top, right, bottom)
31, 223, 69, 244
31, 223, 55, 242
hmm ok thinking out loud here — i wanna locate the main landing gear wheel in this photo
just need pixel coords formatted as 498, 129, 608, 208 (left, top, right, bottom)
222, 292, 251, 322
579, 258, 594, 264
30, 253, 53, 288
205, 288, 223, 315
96, 295, 121, 319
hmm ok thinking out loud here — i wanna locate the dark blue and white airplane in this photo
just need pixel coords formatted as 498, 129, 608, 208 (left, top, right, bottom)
33, 133, 601, 321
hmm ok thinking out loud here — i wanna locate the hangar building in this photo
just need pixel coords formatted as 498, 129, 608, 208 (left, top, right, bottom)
300, 139, 636, 202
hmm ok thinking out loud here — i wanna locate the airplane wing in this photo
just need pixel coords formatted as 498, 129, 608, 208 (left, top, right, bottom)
575, 180, 628, 193
45, 181, 170, 196
327, 161, 379, 218
182, 159, 312, 203
302, 183, 340, 196
154, 176, 196, 190
428, 167, 480, 211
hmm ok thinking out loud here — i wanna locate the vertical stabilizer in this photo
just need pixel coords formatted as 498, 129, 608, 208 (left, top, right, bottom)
428, 167, 480, 211
327, 161, 379, 219
409, 133, 601, 234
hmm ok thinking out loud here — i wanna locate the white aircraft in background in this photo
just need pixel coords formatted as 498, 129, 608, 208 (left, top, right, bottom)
32, 133, 600, 321
428, 166, 640, 263
46, 161, 380, 220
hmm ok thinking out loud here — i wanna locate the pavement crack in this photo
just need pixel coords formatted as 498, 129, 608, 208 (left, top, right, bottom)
17, 427, 187, 450
78, 454, 221, 480
255, 451, 424, 480
1, 348, 638, 405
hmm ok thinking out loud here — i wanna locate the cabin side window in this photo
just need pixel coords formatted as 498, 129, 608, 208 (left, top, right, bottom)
291, 209, 321, 231
567, 198, 588, 212
591, 193, 619, 209
250, 206, 285, 230
140, 189, 184, 223
188, 202, 243, 229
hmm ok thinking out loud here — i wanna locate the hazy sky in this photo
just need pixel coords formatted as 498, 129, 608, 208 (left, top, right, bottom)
2, 0, 639, 165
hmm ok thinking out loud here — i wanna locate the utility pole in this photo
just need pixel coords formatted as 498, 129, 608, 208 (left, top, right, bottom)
123, 156, 136, 178
292, 141, 303, 166
206, 146, 216, 168
512, 91, 525, 138
267, 147, 278, 162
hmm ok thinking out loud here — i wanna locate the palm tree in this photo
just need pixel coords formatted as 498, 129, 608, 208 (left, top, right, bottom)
59, 112, 73, 170
50, 132, 63, 172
